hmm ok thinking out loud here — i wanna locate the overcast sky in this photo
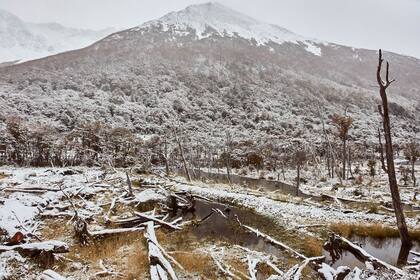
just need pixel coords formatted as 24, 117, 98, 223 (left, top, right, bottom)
1, 0, 419, 58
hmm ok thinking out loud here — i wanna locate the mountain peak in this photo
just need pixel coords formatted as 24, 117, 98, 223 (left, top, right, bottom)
135, 1, 323, 53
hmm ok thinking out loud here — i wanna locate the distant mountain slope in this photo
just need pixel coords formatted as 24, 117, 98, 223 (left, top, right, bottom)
0, 9, 114, 63
0, 2, 418, 146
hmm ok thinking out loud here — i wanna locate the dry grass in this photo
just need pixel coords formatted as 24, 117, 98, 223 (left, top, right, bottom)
124, 243, 149, 279
301, 236, 324, 256
40, 218, 72, 240
171, 251, 215, 279
257, 262, 277, 278
330, 222, 420, 241
68, 232, 144, 262
227, 258, 248, 279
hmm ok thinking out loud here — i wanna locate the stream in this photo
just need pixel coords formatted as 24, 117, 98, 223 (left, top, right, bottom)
324, 235, 420, 268
176, 168, 299, 195
178, 198, 420, 272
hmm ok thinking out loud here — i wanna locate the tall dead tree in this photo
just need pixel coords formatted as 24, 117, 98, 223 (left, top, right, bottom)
376, 49, 411, 247
378, 127, 388, 173
331, 114, 353, 180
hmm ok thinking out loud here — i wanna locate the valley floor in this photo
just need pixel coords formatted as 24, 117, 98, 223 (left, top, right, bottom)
0, 166, 419, 279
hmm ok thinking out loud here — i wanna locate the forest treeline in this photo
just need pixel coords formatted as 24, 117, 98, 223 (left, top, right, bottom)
0, 116, 417, 183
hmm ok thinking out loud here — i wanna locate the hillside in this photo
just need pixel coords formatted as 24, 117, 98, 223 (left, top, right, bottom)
0, 2, 418, 148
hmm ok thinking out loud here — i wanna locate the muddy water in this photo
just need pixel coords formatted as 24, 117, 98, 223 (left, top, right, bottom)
324, 236, 420, 268
177, 168, 299, 195
176, 198, 420, 273
173, 199, 290, 260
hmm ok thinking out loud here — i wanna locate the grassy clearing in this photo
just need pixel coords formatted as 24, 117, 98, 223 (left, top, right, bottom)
330, 222, 420, 241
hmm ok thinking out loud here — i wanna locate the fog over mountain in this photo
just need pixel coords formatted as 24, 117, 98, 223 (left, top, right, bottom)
0, 9, 115, 63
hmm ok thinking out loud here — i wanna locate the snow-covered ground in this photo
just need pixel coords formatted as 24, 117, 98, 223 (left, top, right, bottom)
0, 166, 418, 279
198, 157, 420, 209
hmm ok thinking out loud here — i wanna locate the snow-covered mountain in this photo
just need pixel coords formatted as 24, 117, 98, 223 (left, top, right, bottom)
135, 2, 321, 55
0, 2, 418, 147
0, 9, 114, 63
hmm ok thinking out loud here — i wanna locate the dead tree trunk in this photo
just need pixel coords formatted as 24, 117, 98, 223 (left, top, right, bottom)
376, 49, 411, 247
327, 150, 331, 178
347, 146, 353, 178
164, 137, 170, 176
225, 132, 232, 185
342, 137, 346, 180
378, 127, 388, 173
412, 159, 416, 189
296, 163, 300, 196
126, 172, 133, 197
175, 130, 191, 182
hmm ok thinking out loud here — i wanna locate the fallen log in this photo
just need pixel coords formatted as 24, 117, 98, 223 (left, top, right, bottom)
235, 244, 284, 276
235, 215, 306, 260
90, 227, 145, 238
210, 250, 241, 280
247, 256, 258, 280
2, 188, 49, 194
135, 212, 181, 230
103, 195, 121, 223
317, 263, 351, 280
324, 234, 404, 276
234, 215, 328, 278
145, 221, 178, 280
3, 186, 61, 193
0, 240, 69, 255
291, 257, 326, 280
411, 250, 420, 257
39, 269, 67, 280
94, 259, 124, 278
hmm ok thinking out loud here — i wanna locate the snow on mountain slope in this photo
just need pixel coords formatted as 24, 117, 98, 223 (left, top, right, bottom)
135, 2, 322, 56
0, 2, 418, 146
0, 9, 114, 63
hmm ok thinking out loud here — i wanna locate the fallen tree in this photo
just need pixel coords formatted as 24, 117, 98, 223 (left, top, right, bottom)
145, 221, 179, 280
0, 240, 69, 254
324, 234, 404, 276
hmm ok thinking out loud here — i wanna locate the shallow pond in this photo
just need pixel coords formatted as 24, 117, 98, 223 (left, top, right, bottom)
177, 198, 420, 273
177, 168, 299, 195
173, 199, 288, 260
324, 235, 420, 268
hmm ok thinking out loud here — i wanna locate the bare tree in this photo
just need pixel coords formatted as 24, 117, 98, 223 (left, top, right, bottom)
174, 126, 191, 182
403, 140, 419, 189
316, 105, 342, 185
331, 114, 353, 180
224, 132, 232, 185
294, 150, 307, 196
376, 49, 411, 247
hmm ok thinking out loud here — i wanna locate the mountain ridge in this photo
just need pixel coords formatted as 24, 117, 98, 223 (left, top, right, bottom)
0, 9, 115, 63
